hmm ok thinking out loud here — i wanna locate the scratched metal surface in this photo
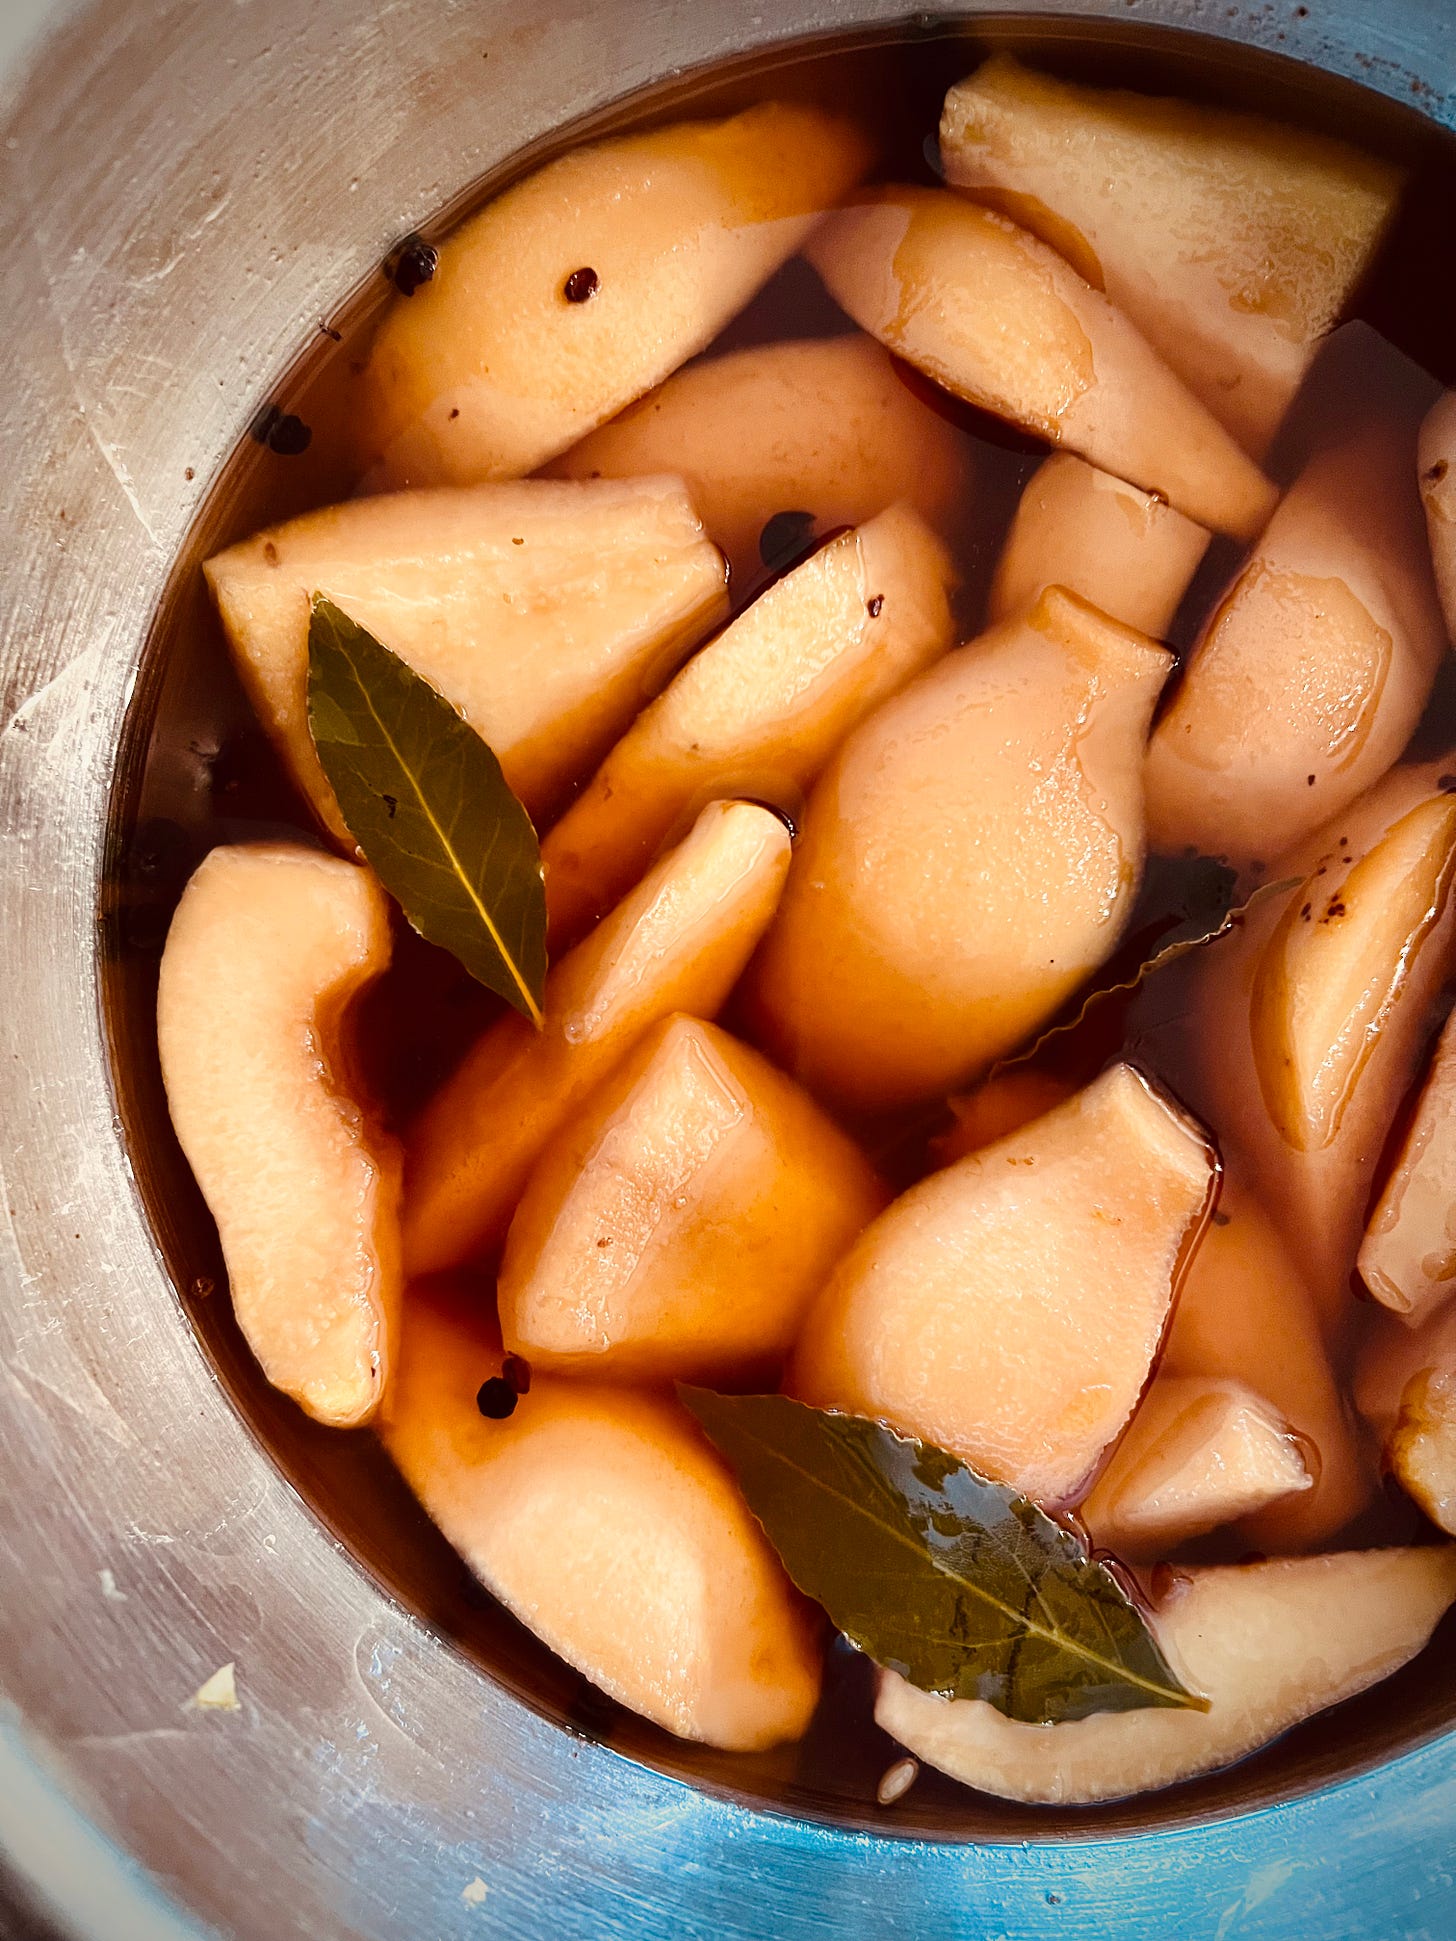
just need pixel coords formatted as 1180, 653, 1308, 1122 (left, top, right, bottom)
2, 2, 1456, 1938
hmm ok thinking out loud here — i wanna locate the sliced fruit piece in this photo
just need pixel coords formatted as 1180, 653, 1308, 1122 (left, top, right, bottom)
788, 1064, 1215, 1503
1419, 390, 1456, 641
1081, 1376, 1311, 1559
1251, 794, 1456, 1155
745, 587, 1171, 1113
358, 104, 872, 486
404, 800, 792, 1276
1163, 1181, 1374, 1551
1361, 1006, 1456, 1321
805, 185, 1276, 539
930, 1070, 1078, 1169
381, 1281, 821, 1749
939, 55, 1401, 454
545, 334, 976, 589
1189, 762, 1456, 1312
875, 1548, 1456, 1804
1359, 1305, 1456, 1537
989, 454, 1209, 639
1146, 333, 1446, 865
541, 503, 957, 951
499, 1014, 884, 1383
204, 477, 728, 844
156, 844, 400, 1428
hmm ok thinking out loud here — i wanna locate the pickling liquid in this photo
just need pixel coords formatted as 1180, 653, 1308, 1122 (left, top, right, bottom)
104, 20, 1456, 1837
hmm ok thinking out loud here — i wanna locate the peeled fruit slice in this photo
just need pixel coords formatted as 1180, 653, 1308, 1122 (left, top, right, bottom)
382, 1281, 821, 1749
499, 1015, 884, 1383
1163, 1182, 1374, 1551
1360, 1007, 1456, 1321
805, 186, 1276, 539
157, 845, 400, 1427
404, 800, 792, 1276
541, 503, 957, 951
546, 335, 976, 589
1358, 1306, 1456, 1537
358, 104, 872, 486
1419, 391, 1456, 641
940, 55, 1401, 454
876, 1548, 1456, 1804
1251, 795, 1456, 1156
1145, 334, 1446, 864
203, 477, 728, 843
989, 454, 1209, 639
1081, 1377, 1311, 1559
745, 587, 1171, 1112
1190, 764, 1456, 1311
788, 1064, 1215, 1503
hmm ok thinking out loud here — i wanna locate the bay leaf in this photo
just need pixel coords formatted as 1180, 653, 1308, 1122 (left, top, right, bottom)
307, 595, 546, 1025
680, 1388, 1206, 1725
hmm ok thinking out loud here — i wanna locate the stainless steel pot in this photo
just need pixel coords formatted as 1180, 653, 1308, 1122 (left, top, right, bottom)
3, 3, 1456, 1936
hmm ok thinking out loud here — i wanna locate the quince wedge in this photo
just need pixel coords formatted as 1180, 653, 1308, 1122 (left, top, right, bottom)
157, 844, 401, 1427
359, 104, 872, 486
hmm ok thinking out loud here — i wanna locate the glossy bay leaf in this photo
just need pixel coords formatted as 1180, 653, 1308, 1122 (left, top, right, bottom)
307, 595, 546, 1025
680, 1389, 1205, 1724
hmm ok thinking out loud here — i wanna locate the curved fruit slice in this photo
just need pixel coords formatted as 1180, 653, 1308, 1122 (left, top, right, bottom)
788, 1064, 1215, 1503
204, 477, 728, 844
1081, 1377, 1311, 1559
1146, 334, 1446, 865
541, 503, 956, 951
745, 587, 1171, 1112
1361, 1007, 1456, 1321
546, 334, 976, 588
1358, 1306, 1456, 1536
358, 104, 872, 486
157, 844, 401, 1427
404, 800, 792, 1276
1419, 391, 1456, 641
875, 1549, 1456, 1804
1252, 794, 1456, 1155
805, 185, 1276, 539
499, 1014, 884, 1383
1189, 763, 1456, 1312
989, 454, 1209, 639
1163, 1181, 1374, 1551
939, 55, 1401, 454
382, 1281, 821, 1749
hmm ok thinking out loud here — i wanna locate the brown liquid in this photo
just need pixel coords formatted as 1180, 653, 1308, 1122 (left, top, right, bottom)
103, 21, 1456, 1836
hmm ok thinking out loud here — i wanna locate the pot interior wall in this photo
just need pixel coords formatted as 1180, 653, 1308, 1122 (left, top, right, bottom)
101, 15, 1456, 1841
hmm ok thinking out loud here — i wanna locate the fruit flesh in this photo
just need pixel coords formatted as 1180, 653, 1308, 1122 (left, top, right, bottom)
1080, 1376, 1312, 1558
358, 104, 873, 486
1161, 1181, 1375, 1551
381, 1280, 822, 1749
875, 1548, 1456, 1804
745, 586, 1171, 1112
1419, 390, 1456, 642
789, 1063, 1216, 1504
540, 502, 957, 951
989, 453, 1209, 639
203, 477, 728, 845
939, 55, 1401, 454
156, 845, 401, 1428
1360, 1006, 1456, 1321
1145, 331, 1446, 865
404, 800, 792, 1276
1357, 1304, 1456, 1535
1189, 765, 1456, 1314
545, 334, 976, 589
499, 1014, 885, 1382
805, 185, 1277, 539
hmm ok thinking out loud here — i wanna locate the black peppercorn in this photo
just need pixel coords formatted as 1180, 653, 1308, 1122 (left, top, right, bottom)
758, 509, 817, 574
476, 1377, 518, 1420
563, 266, 600, 303
392, 235, 438, 297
